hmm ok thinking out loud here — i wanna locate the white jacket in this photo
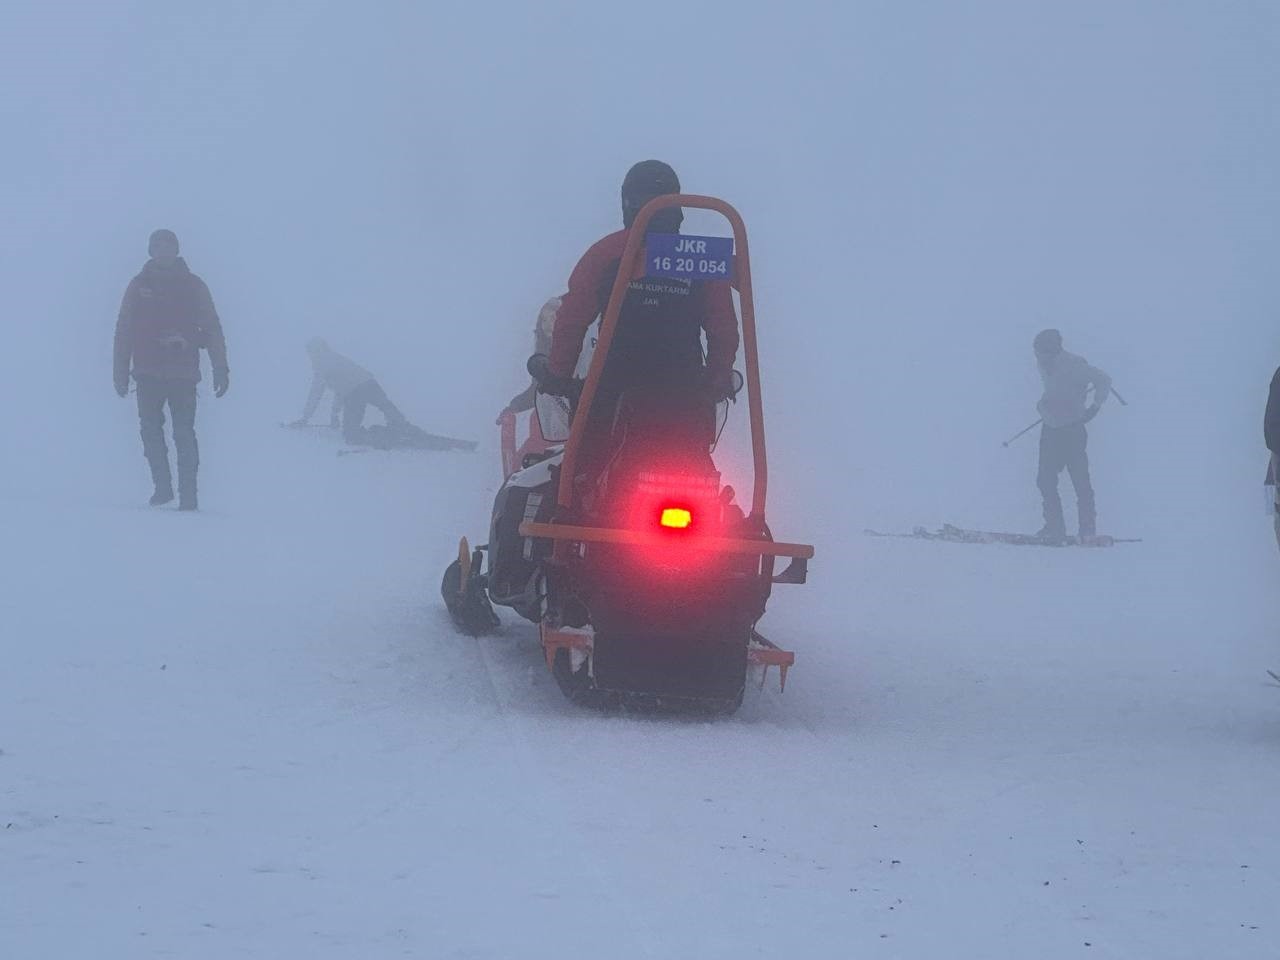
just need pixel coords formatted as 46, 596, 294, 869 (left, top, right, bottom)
1037, 351, 1111, 428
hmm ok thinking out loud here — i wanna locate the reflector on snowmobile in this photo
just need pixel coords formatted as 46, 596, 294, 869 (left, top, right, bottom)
659, 507, 693, 529
519, 520, 815, 559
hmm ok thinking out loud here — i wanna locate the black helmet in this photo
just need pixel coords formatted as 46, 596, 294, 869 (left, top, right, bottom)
621, 160, 682, 230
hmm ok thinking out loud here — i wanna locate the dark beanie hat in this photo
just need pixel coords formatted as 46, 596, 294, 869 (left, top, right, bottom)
621, 160, 681, 228
1033, 329, 1063, 353
148, 229, 179, 256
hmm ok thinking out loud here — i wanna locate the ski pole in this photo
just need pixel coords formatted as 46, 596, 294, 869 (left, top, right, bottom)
1002, 418, 1042, 448
1110, 386, 1128, 406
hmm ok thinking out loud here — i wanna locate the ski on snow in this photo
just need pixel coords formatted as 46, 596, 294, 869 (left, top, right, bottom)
864, 523, 1141, 548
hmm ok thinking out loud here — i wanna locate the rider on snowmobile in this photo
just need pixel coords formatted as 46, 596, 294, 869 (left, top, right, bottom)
543, 160, 740, 488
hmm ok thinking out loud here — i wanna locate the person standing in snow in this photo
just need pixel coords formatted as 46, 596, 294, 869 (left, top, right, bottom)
291, 338, 408, 444
1263, 366, 1280, 550
114, 229, 229, 511
1032, 329, 1112, 540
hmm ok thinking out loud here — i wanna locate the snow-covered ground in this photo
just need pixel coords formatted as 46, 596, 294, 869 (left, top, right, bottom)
4, 4, 1278, 957
5, 414, 1278, 959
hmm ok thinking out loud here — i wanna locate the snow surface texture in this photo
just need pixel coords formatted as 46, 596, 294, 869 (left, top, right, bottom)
5, 421, 1280, 959
4, 2, 1279, 958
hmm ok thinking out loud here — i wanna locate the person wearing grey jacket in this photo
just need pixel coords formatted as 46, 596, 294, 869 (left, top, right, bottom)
291, 338, 406, 443
1033, 329, 1112, 539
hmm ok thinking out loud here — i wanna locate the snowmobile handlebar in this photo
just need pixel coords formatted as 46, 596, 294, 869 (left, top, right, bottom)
527, 353, 582, 403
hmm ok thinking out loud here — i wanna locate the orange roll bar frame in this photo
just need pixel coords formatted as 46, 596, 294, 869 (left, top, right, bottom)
555, 194, 768, 520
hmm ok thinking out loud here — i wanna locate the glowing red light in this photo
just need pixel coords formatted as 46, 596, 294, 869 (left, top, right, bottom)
660, 507, 693, 529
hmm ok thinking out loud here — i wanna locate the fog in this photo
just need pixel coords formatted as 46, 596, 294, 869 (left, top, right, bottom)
4, 1, 1278, 955
3, 0, 1274, 537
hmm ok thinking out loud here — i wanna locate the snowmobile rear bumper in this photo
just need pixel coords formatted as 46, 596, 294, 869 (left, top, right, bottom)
519, 521, 814, 559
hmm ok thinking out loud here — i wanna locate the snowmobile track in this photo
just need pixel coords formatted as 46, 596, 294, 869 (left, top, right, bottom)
471, 631, 666, 956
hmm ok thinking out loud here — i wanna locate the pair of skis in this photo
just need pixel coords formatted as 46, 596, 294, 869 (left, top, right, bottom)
281, 421, 476, 455
865, 523, 1140, 548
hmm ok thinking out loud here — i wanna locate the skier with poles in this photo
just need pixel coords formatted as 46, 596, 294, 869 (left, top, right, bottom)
1026, 329, 1112, 541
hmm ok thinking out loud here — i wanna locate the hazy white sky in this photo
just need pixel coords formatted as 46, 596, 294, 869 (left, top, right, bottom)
2, 0, 1275, 531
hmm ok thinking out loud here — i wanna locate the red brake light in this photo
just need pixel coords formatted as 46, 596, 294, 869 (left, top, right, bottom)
660, 507, 693, 529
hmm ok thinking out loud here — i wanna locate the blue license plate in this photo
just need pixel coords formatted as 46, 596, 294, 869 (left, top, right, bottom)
645, 233, 734, 282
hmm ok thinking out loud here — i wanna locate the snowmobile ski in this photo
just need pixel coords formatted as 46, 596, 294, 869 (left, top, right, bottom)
442, 537, 500, 635
865, 524, 1140, 548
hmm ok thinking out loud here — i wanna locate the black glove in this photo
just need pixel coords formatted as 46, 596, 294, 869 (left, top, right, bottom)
1081, 402, 1101, 424
703, 368, 743, 403
114, 376, 129, 398
214, 368, 230, 398
542, 374, 582, 405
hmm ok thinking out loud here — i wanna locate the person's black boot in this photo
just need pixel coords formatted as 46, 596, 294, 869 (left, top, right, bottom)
147, 455, 174, 507
177, 468, 198, 512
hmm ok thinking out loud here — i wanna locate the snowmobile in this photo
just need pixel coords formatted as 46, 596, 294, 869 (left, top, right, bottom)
441, 195, 814, 714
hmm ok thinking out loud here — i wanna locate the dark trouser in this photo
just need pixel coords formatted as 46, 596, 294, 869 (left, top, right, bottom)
1038, 423, 1095, 537
136, 375, 198, 501
342, 379, 405, 444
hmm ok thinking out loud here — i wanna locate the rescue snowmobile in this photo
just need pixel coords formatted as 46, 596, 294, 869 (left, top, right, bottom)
442, 195, 814, 714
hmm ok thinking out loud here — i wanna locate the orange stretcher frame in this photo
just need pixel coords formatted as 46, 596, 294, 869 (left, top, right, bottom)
522, 194, 813, 564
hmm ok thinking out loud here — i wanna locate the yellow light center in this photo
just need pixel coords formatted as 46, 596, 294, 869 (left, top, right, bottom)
660, 508, 693, 529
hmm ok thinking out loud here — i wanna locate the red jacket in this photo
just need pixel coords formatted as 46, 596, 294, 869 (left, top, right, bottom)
549, 229, 739, 381
114, 258, 228, 383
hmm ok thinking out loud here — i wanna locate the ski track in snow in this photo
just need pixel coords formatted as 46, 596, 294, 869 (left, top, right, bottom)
3, 422, 1280, 959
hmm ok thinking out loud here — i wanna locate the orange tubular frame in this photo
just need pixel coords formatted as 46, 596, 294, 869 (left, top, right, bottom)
555, 194, 768, 519
520, 521, 814, 559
